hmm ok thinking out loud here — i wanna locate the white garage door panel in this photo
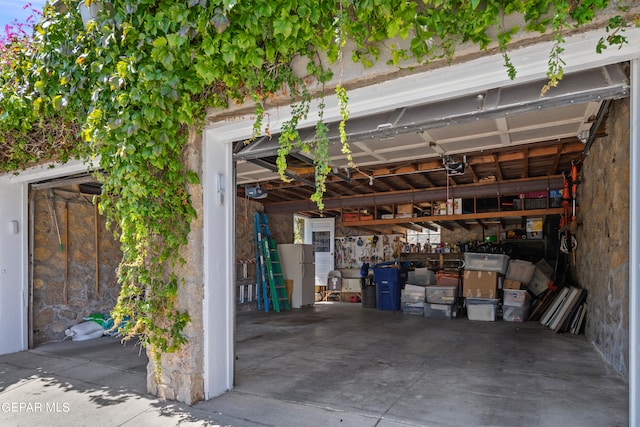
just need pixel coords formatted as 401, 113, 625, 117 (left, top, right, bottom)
0, 178, 26, 355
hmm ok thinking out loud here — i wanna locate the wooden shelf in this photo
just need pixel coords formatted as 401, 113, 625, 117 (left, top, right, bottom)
399, 252, 465, 269
339, 207, 564, 227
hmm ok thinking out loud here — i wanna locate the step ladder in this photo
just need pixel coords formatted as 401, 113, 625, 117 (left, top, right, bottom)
254, 212, 290, 312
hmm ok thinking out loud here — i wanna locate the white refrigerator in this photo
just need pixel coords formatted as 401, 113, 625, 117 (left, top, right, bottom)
277, 244, 315, 308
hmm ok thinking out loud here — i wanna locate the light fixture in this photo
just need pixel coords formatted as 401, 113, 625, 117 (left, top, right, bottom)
443, 155, 467, 176
578, 130, 590, 144
369, 177, 374, 186
246, 185, 268, 199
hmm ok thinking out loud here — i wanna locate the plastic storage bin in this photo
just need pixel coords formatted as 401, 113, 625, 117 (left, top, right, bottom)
503, 289, 530, 307
402, 285, 426, 304
464, 253, 510, 274
402, 302, 425, 315
425, 286, 457, 304
503, 305, 529, 322
373, 265, 407, 311
506, 260, 536, 284
437, 271, 460, 287
466, 298, 499, 321
407, 268, 436, 286
424, 303, 456, 319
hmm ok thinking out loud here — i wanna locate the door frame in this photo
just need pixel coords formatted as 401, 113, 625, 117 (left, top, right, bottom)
2, 160, 98, 354
304, 217, 335, 286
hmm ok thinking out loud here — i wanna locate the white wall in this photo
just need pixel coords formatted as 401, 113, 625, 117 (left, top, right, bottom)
0, 177, 27, 355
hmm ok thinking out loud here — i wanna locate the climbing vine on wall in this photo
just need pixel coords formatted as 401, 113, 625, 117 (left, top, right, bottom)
0, 0, 637, 380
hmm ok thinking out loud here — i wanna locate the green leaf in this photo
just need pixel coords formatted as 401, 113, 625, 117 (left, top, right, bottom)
211, 9, 230, 34
250, 53, 263, 68
274, 17, 293, 38
52, 95, 64, 110
153, 36, 167, 48
186, 170, 200, 184
34, 81, 45, 94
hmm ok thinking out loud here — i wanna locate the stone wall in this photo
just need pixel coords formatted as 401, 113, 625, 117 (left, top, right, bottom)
235, 197, 293, 310
441, 226, 486, 245
235, 198, 293, 266
575, 98, 629, 379
32, 190, 121, 345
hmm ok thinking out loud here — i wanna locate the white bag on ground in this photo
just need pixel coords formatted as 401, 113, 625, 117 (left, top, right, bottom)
65, 321, 105, 341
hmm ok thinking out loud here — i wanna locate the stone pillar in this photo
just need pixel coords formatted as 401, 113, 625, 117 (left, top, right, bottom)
147, 129, 205, 405
575, 97, 630, 379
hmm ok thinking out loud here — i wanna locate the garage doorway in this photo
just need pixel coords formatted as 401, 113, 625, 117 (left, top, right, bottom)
5, 165, 147, 391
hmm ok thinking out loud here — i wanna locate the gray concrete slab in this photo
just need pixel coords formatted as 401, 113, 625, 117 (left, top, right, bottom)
0, 303, 629, 426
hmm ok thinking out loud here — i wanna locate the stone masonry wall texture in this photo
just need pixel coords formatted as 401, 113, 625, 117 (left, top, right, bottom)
576, 97, 629, 379
32, 190, 122, 345
147, 130, 205, 405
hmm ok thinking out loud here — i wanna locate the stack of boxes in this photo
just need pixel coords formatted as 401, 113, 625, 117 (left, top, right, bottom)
424, 285, 458, 319
503, 289, 531, 322
395, 255, 552, 323
401, 268, 460, 319
502, 260, 535, 321
463, 253, 509, 321
400, 268, 437, 315
402, 284, 427, 315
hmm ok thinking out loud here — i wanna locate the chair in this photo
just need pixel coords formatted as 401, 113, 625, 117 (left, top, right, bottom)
325, 270, 343, 301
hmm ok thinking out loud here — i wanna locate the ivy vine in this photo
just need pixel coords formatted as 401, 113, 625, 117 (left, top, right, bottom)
0, 0, 636, 388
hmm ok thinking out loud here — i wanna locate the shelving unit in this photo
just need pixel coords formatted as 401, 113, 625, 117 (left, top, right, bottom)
339, 193, 565, 228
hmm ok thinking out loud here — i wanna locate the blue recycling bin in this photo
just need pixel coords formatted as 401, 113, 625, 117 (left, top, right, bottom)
372, 263, 408, 311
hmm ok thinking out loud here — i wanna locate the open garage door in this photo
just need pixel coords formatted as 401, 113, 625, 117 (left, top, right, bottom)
234, 64, 629, 220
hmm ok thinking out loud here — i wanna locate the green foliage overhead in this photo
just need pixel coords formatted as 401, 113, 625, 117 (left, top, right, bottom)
0, 0, 635, 382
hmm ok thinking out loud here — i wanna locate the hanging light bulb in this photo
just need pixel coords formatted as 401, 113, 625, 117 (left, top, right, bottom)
369, 176, 374, 186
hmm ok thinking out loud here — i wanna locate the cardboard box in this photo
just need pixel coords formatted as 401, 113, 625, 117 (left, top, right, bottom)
463, 270, 498, 299
446, 198, 463, 215
434, 201, 447, 216
285, 279, 293, 305
503, 279, 522, 290
397, 203, 414, 214
526, 217, 543, 239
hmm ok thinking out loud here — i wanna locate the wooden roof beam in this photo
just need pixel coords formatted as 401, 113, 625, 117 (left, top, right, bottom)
493, 154, 504, 181
455, 220, 471, 230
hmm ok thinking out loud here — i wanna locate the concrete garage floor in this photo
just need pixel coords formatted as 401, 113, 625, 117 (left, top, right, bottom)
0, 303, 629, 426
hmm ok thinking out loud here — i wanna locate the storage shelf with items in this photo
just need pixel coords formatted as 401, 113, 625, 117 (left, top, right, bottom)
338, 196, 565, 228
